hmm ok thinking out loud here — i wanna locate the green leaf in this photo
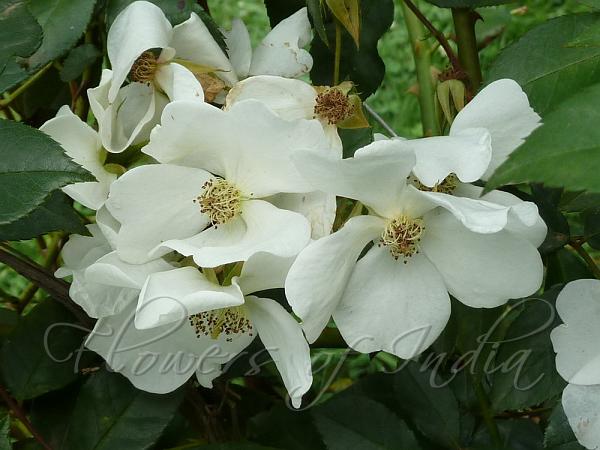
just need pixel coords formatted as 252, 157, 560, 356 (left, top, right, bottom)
175, 444, 279, 450
312, 394, 421, 450
310, 0, 394, 99
0, 308, 18, 339
249, 404, 326, 450
26, 0, 97, 70
529, 185, 569, 255
561, 191, 600, 212
307, 0, 329, 45
486, 82, 600, 193
544, 402, 586, 450
340, 126, 373, 158
59, 43, 100, 82
580, 0, 600, 10
425, 0, 514, 6
584, 208, 600, 249
392, 361, 461, 449
62, 369, 184, 450
489, 288, 566, 412
488, 13, 600, 115
471, 418, 543, 449
0, 299, 90, 401
0, 0, 43, 94
0, 0, 41, 60
545, 248, 594, 289
568, 20, 600, 48
29, 383, 82, 449
0, 119, 93, 225
0, 412, 10, 450
325, 0, 360, 48
0, 191, 86, 241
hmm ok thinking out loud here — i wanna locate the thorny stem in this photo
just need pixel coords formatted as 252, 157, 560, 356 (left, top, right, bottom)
333, 20, 342, 86
0, 384, 53, 450
0, 63, 53, 108
402, 0, 463, 74
401, 1, 440, 136
452, 8, 483, 90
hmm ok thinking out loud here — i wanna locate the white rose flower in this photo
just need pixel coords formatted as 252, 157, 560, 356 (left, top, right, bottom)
40, 106, 116, 210
551, 279, 600, 450
105, 99, 330, 266
379, 78, 547, 247
285, 140, 545, 358
55, 207, 172, 318
225, 75, 354, 239
89, 1, 206, 153
86, 252, 312, 408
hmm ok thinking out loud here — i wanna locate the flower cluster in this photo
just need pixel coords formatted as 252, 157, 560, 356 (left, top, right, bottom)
49, 1, 546, 407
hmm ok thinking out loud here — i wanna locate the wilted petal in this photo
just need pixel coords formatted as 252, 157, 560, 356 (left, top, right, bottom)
249, 7, 313, 78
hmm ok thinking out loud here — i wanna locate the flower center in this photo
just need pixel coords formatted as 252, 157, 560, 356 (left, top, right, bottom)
416, 173, 459, 195
129, 51, 159, 83
189, 306, 253, 341
195, 178, 242, 227
314, 88, 354, 125
380, 215, 425, 262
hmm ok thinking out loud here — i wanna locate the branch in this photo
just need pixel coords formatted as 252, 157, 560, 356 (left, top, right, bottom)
401, 0, 440, 136
364, 104, 398, 137
402, 0, 463, 74
452, 8, 483, 90
0, 384, 53, 450
0, 63, 53, 108
0, 245, 92, 326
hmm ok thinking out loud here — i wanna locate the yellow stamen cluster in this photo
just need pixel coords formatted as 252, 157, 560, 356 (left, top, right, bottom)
314, 88, 354, 125
417, 173, 459, 195
195, 178, 242, 227
189, 306, 253, 342
380, 215, 425, 262
129, 51, 159, 83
